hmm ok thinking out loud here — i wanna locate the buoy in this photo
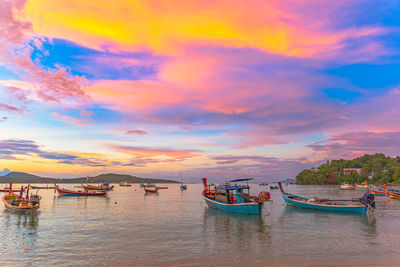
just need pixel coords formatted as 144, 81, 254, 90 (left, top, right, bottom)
115, 201, 117, 204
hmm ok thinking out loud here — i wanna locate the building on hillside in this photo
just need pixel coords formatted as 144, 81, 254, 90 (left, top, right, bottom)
343, 168, 361, 175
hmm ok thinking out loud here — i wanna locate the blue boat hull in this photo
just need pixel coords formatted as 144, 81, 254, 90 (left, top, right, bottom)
202, 193, 262, 215
282, 194, 367, 213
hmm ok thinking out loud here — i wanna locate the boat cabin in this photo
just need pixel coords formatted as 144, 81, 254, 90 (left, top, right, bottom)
214, 185, 251, 204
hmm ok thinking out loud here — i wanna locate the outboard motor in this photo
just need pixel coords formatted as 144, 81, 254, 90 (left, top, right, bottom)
360, 192, 375, 210
30, 194, 41, 205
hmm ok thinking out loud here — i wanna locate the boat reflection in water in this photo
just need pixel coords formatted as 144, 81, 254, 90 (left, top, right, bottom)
202, 207, 271, 250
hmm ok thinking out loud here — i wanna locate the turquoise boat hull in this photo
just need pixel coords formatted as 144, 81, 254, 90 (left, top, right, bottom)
202, 193, 262, 215
281, 193, 367, 213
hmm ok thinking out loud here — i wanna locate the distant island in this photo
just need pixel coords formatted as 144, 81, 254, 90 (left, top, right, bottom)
0, 171, 178, 184
296, 153, 400, 185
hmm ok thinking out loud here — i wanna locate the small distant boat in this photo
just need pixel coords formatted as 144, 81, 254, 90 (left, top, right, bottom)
140, 183, 155, 188
340, 183, 356, 190
144, 186, 158, 194
2, 184, 41, 214
157, 186, 168, 189
278, 182, 374, 213
0, 188, 21, 192
202, 178, 270, 215
55, 184, 107, 196
365, 181, 400, 196
270, 185, 279, 190
82, 183, 114, 191
259, 183, 268, 186
31, 185, 55, 189
119, 182, 132, 187
180, 184, 187, 190
0, 185, 27, 192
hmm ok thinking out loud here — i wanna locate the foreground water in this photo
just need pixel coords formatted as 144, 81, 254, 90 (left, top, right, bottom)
1, 184, 400, 266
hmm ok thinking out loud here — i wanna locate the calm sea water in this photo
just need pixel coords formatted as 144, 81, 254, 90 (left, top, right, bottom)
1, 184, 400, 266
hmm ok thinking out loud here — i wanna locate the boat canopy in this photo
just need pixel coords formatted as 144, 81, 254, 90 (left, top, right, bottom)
215, 185, 249, 190
229, 178, 254, 182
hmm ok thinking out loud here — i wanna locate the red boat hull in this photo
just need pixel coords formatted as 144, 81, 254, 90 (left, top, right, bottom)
55, 186, 107, 196
82, 184, 114, 191
144, 188, 158, 193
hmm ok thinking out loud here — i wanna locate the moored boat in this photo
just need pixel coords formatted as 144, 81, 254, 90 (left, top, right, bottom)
119, 182, 132, 187
0, 188, 21, 192
383, 185, 400, 199
180, 184, 187, 190
55, 184, 107, 196
82, 183, 114, 191
31, 185, 55, 189
2, 184, 41, 214
0, 185, 27, 192
340, 182, 356, 190
278, 182, 374, 213
140, 183, 155, 188
270, 185, 279, 190
144, 186, 158, 193
365, 181, 387, 196
202, 178, 270, 215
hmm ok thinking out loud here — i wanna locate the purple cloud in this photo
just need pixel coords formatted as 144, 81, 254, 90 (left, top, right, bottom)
0, 103, 25, 114
307, 131, 400, 158
126, 129, 147, 135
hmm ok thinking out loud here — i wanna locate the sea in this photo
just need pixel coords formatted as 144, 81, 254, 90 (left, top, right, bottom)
1, 184, 400, 266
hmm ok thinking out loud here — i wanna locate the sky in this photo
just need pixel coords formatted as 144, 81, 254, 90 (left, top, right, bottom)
1, 0, 400, 181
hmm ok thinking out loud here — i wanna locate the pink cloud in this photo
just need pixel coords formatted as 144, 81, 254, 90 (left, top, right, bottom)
307, 131, 400, 159
51, 112, 87, 125
5, 86, 31, 104
81, 109, 95, 116
0, 0, 31, 44
0, 103, 25, 114
0, 0, 88, 105
0, 116, 7, 122
126, 130, 147, 135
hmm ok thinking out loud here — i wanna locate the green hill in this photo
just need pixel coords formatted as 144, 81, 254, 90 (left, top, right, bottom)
0, 172, 178, 184
296, 153, 400, 185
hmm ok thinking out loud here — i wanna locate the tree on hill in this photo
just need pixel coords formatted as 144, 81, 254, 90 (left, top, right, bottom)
296, 153, 400, 185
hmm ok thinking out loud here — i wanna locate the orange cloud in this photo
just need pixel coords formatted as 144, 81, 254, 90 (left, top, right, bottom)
52, 112, 87, 125
23, 0, 388, 57
109, 144, 202, 159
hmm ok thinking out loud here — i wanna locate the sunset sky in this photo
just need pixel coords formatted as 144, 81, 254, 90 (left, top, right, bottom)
1, 0, 400, 180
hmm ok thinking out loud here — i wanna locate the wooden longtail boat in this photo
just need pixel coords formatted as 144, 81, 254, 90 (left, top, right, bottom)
278, 182, 374, 213
0, 185, 27, 192
55, 184, 107, 196
31, 185, 55, 189
2, 184, 41, 214
141, 183, 155, 188
119, 182, 132, 187
0, 188, 21, 192
144, 187, 158, 193
383, 185, 400, 199
340, 183, 356, 190
81, 183, 114, 191
365, 181, 387, 196
202, 178, 270, 215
